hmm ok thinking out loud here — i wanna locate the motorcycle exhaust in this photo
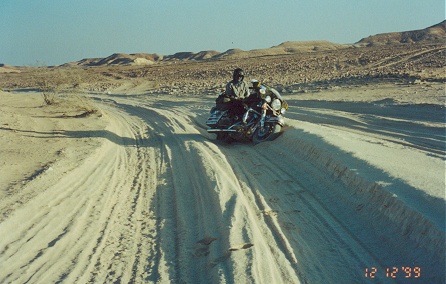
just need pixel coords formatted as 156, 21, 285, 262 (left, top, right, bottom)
207, 128, 238, 133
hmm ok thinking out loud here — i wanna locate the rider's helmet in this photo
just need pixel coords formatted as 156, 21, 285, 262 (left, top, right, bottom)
233, 68, 245, 82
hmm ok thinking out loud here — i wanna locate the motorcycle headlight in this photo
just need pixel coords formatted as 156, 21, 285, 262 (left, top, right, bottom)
281, 107, 286, 115
271, 99, 281, 111
265, 95, 272, 103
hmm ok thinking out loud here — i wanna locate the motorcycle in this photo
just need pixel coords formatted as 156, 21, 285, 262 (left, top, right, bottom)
206, 79, 288, 144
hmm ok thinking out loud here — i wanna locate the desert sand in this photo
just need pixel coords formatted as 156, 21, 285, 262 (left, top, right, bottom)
0, 80, 444, 283
0, 27, 445, 283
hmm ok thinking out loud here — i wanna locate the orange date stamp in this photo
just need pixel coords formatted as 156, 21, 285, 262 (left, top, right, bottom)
365, 267, 421, 279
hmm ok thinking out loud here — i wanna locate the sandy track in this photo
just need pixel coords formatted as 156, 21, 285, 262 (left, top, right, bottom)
0, 91, 444, 283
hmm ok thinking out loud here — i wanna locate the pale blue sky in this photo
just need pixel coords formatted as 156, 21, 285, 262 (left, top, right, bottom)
1, 0, 444, 66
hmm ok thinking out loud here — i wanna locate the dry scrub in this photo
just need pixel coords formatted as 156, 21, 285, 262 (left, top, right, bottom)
29, 67, 100, 116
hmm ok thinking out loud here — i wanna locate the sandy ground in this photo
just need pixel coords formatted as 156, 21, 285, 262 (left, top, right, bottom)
0, 81, 444, 283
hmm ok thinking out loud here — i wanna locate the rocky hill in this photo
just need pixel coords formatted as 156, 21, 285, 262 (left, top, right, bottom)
164, 50, 220, 61
0, 64, 22, 73
1, 22, 444, 94
58, 21, 445, 67
356, 20, 446, 46
213, 41, 348, 60
65, 41, 347, 67
62, 53, 163, 67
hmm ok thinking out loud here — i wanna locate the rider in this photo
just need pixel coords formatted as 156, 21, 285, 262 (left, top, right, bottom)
225, 68, 250, 118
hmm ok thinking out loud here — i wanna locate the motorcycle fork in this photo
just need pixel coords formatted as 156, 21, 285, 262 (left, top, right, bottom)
243, 108, 263, 124
260, 109, 266, 128
246, 109, 266, 135
242, 108, 251, 124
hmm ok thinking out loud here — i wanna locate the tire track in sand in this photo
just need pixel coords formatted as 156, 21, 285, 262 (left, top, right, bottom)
0, 102, 159, 283
2, 95, 442, 283
0, 94, 298, 283
122, 101, 302, 283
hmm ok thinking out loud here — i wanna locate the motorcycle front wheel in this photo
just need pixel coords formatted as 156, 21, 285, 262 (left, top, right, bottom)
253, 123, 281, 144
